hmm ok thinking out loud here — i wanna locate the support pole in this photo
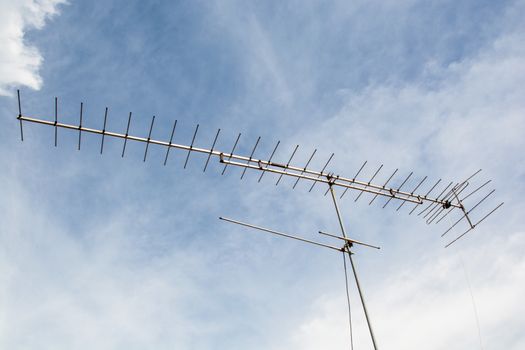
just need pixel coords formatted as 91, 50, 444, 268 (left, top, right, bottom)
329, 184, 379, 350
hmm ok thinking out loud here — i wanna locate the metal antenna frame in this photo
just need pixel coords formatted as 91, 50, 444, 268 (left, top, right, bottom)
15, 91, 506, 348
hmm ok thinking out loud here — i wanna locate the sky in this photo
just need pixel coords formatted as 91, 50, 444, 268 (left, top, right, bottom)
0, 0, 524, 349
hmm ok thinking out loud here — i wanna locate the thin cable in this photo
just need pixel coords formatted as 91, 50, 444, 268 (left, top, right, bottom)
343, 251, 354, 350
460, 254, 484, 350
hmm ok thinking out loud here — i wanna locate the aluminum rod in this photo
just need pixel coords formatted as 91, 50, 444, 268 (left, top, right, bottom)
410, 178, 441, 215
143, 115, 155, 162
347, 251, 379, 350
340, 161, 367, 199
221, 132, 241, 175
100, 107, 108, 154
419, 181, 454, 216
435, 184, 478, 225
397, 176, 427, 211
382, 171, 413, 209
425, 184, 461, 223
441, 189, 496, 237
309, 153, 334, 192
17, 115, 462, 208
342, 253, 354, 350
219, 217, 343, 252
319, 231, 380, 249
17, 90, 24, 141
222, 159, 424, 205
241, 136, 261, 179
258, 141, 280, 182
184, 124, 199, 169
78, 103, 83, 150
163, 119, 177, 166
292, 149, 317, 189
444, 202, 504, 248
427, 183, 469, 224
203, 129, 221, 172
329, 185, 378, 349
54, 97, 58, 147
461, 180, 491, 202
355, 164, 383, 202
369, 169, 398, 205
275, 144, 299, 186
122, 112, 132, 158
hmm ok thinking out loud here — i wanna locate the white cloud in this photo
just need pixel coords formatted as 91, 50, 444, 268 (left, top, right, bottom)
0, 0, 66, 96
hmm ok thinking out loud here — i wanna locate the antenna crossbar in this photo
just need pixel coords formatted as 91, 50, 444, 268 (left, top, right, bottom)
18, 114, 460, 209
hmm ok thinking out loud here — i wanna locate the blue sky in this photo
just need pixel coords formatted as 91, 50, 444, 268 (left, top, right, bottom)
1, 0, 524, 349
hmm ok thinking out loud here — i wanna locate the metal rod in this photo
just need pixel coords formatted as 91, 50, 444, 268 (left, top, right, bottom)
78, 103, 83, 150
275, 145, 299, 186
427, 169, 481, 220
219, 217, 343, 252
444, 202, 504, 248
309, 153, 334, 192
258, 141, 280, 182
369, 169, 398, 205
143, 115, 155, 162
240, 136, 261, 179
355, 164, 383, 202
17, 90, 24, 141
347, 251, 379, 350
450, 187, 474, 228
15, 114, 465, 209
276, 144, 299, 186
427, 169, 481, 219
382, 171, 413, 208
441, 189, 496, 237
122, 112, 133, 158
425, 184, 462, 223
410, 178, 441, 215
329, 186, 349, 239
221, 158, 439, 206
435, 182, 481, 224
163, 119, 177, 166
461, 180, 491, 202
292, 149, 317, 189
342, 253, 354, 350
319, 231, 380, 249
221, 133, 241, 175
184, 124, 199, 169
426, 183, 469, 224
100, 107, 108, 154
340, 161, 367, 199
54, 97, 58, 147
418, 181, 453, 216
397, 176, 427, 211
203, 129, 221, 172
431, 184, 472, 225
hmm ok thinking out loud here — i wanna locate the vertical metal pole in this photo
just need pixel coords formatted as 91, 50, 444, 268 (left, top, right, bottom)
329, 185, 379, 350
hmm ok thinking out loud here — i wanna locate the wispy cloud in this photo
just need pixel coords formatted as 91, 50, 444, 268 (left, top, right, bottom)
0, 0, 66, 96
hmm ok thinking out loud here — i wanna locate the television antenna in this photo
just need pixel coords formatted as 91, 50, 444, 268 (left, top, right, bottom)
15, 91, 503, 349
